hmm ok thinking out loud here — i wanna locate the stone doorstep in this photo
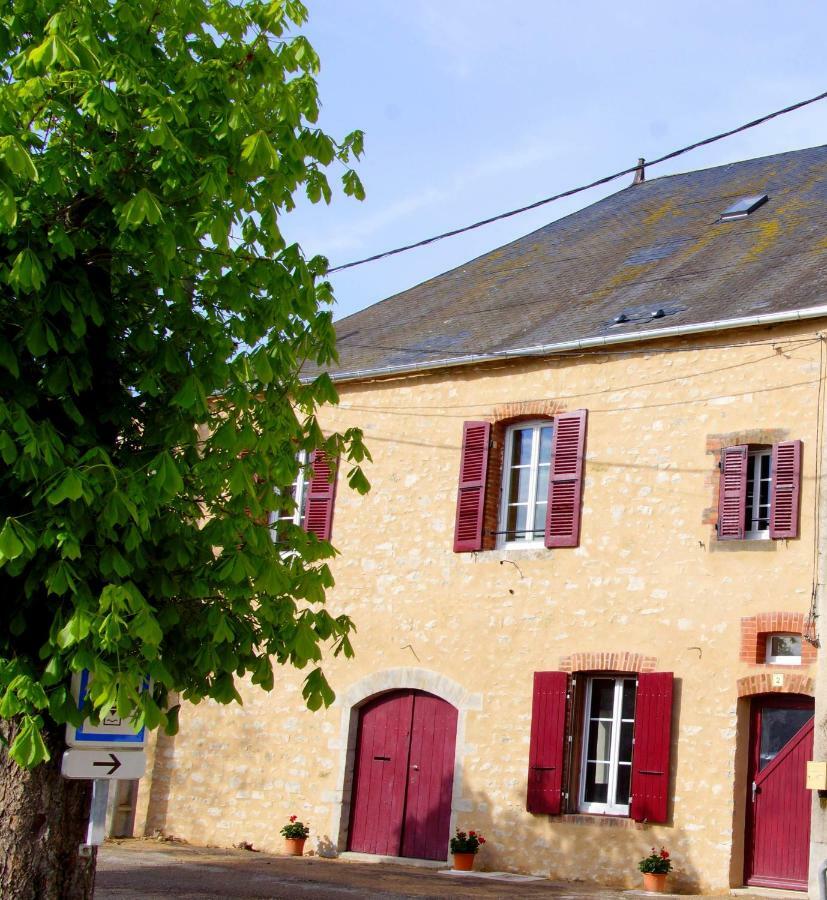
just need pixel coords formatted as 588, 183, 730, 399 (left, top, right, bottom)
338, 851, 444, 869
438, 870, 546, 883
730, 890, 810, 900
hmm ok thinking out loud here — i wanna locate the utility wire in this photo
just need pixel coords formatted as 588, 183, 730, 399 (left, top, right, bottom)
328, 89, 827, 274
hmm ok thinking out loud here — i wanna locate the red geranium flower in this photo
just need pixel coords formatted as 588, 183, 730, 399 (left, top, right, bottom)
469, 831, 476, 837
289, 815, 297, 822
660, 849, 669, 859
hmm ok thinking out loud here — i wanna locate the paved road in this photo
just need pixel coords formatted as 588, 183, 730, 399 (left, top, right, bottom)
96, 840, 738, 900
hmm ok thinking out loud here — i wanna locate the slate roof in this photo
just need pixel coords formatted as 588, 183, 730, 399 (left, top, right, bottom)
325, 144, 827, 380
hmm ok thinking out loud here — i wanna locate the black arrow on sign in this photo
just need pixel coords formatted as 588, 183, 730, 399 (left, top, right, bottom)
92, 753, 121, 776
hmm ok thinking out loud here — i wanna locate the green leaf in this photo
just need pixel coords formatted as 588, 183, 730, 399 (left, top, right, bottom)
0, 180, 17, 228
150, 452, 184, 498
0, 520, 24, 562
241, 130, 279, 173
9, 716, 50, 769
0, 137, 38, 181
119, 188, 164, 229
8, 249, 46, 292
47, 470, 84, 504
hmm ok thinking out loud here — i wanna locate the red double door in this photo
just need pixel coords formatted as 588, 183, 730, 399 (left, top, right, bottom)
348, 690, 458, 860
745, 695, 814, 890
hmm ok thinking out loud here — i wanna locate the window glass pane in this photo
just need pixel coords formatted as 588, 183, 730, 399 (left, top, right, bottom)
532, 501, 547, 537
512, 428, 533, 465
584, 762, 609, 803
770, 634, 802, 657
535, 464, 550, 504
587, 720, 613, 762
618, 721, 634, 763
615, 763, 632, 805
759, 708, 812, 770
507, 465, 531, 504
539, 427, 553, 464
744, 455, 756, 531
590, 679, 615, 718
621, 679, 636, 720
506, 504, 528, 541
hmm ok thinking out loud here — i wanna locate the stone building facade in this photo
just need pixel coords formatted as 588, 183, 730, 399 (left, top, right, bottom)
134, 319, 823, 892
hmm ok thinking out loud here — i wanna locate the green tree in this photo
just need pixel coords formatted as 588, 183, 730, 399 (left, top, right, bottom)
0, 1, 368, 895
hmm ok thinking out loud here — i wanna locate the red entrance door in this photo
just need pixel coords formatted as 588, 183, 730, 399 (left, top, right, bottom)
348, 690, 458, 860
745, 695, 814, 890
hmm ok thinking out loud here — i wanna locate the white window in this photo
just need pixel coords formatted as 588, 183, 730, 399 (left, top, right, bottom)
765, 633, 802, 665
270, 451, 308, 540
579, 677, 636, 816
744, 449, 772, 539
498, 421, 553, 547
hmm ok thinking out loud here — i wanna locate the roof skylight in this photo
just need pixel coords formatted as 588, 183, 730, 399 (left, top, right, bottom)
720, 194, 768, 221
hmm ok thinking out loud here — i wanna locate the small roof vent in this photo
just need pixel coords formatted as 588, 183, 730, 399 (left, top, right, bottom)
613, 313, 629, 324
720, 194, 768, 221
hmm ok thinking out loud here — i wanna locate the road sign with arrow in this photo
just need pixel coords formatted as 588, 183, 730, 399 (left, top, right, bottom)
61, 748, 147, 781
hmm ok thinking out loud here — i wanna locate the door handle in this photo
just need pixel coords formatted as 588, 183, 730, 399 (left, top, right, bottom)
411, 764, 419, 770
752, 781, 761, 801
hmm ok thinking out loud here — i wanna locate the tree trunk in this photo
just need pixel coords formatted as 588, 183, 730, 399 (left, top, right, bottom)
0, 717, 95, 899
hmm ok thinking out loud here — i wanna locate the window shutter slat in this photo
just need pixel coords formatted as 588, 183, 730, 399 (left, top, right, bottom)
630, 672, 673, 824
545, 409, 588, 548
453, 421, 491, 552
526, 671, 569, 815
769, 440, 802, 539
717, 445, 748, 540
305, 449, 337, 540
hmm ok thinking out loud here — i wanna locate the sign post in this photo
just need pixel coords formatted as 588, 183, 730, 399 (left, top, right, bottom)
61, 670, 150, 853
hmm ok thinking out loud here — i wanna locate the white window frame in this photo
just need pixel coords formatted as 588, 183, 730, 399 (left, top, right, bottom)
744, 448, 772, 540
497, 420, 553, 549
270, 450, 309, 540
578, 676, 636, 816
765, 633, 802, 666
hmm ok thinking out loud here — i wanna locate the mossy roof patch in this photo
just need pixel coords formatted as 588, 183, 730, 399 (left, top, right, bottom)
319, 143, 827, 380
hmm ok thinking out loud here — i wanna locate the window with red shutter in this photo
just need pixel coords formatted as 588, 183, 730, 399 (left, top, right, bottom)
526, 671, 569, 815
717, 440, 803, 541
717, 445, 748, 540
546, 409, 588, 548
304, 449, 338, 540
630, 672, 673, 824
453, 421, 491, 552
769, 440, 802, 539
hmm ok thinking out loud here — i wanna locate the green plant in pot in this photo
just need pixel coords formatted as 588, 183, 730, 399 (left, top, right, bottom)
281, 816, 310, 856
638, 847, 673, 892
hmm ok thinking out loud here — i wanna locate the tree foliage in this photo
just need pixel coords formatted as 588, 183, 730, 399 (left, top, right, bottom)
0, 0, 369, 768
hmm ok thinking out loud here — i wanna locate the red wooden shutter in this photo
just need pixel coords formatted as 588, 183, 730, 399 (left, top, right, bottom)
545, 409, 588, 548
630, 672, 673, 824
717, 445, 748, 540
526, 671, 569, 815
304, 449, 337, 540
769, 440, 802, 539
453, 421, 491, 552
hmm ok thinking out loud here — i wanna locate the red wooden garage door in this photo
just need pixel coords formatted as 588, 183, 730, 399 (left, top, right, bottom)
348, 690, 457, 860
745, 695, 814, 890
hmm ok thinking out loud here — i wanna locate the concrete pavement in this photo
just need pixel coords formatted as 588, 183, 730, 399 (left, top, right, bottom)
94, 840, 777, 900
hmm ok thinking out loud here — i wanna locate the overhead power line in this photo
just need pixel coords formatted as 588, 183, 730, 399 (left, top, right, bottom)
327, 89, 827, 274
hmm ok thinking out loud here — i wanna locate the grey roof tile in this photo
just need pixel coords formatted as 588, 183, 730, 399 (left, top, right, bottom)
323, 144, 827, 379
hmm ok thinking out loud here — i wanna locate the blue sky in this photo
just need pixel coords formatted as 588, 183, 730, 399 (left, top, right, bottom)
283, 1, 827, 322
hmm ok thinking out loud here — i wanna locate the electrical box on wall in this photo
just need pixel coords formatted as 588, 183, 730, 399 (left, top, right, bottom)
806, 761, 827, 790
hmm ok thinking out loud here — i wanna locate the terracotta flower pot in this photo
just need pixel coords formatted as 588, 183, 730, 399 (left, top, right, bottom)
452, 851, 476, 871
284, 837, 306, 856
642, 872, 668, 893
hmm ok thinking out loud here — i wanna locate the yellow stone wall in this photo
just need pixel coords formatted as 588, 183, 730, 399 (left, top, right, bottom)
135, 322, 825, 892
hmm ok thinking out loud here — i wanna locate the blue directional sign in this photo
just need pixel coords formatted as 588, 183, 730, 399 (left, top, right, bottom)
65, 669, 148, 749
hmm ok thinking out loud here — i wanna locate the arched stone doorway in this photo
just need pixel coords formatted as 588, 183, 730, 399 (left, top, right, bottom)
331, 667, 482, 859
